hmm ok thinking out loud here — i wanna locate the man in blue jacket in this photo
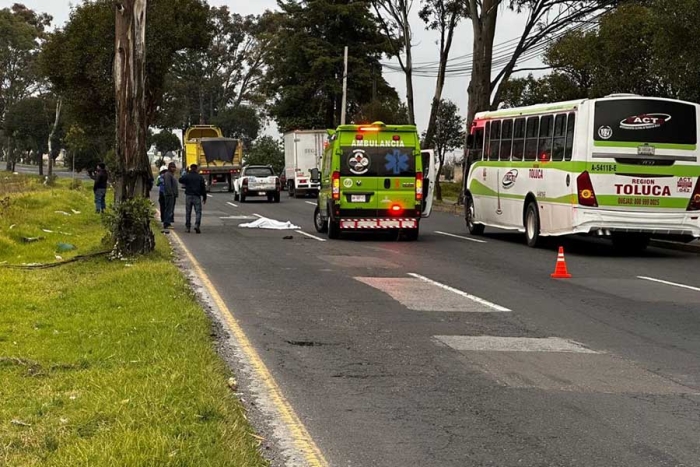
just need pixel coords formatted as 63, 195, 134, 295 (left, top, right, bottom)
178, 164, 207, 233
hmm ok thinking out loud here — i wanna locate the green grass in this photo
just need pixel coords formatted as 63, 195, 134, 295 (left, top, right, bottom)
437, 181, 461, 201
0, 176, 267, 466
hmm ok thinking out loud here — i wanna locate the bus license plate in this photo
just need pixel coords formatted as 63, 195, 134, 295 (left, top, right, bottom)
638, 145, 655, 156
351, 195, 366, 203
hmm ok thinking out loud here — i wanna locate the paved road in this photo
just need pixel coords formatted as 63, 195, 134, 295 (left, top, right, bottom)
174, 190, 700, 467
10, 164, 91, 180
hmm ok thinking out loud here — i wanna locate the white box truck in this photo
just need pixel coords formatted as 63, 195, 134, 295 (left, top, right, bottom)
283, 130, 326, 198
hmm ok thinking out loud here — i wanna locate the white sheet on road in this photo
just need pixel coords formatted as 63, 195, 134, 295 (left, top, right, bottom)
238, 217, 300, 230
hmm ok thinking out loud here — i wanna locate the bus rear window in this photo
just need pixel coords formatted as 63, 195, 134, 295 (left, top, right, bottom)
593, 99, 697, 146
340, 147, 416, 177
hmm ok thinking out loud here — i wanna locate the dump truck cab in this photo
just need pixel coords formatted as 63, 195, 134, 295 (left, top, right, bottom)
314, 122, 436, 240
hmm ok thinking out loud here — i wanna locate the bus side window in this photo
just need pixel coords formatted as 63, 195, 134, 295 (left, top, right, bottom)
565, 113, 576, 161
524, 116, 540, 161
500, 119, 513, 161
538, 115, 553, 161
489, 120, 501, 161
512, 118, 525, 161
468, 127, 485, 165
552, 114, 567, 161
484, 121, 491, 160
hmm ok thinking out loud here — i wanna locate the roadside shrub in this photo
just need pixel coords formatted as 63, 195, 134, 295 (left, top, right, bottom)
102, 197, 155, 257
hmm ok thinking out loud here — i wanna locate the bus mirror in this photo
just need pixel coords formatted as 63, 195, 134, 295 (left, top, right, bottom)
466, 134, 474, 149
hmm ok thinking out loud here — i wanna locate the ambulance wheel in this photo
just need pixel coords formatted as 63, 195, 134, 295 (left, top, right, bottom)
314, 207, 328, 233
465, 195, 484, 235
525, 201, 542, 248
404, 228, 419, 241
327, 212, 340, 239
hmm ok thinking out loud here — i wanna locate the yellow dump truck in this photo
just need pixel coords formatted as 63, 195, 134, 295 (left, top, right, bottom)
183, 125, 243, 193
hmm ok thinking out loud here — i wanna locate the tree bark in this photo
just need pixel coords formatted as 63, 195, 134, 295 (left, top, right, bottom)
47, 98, 62, 178
423, 11, 458, 149
466, 0, 499, 126
401, 1, 415, 125
435, 158, 444, 201
114, 0, 154, 254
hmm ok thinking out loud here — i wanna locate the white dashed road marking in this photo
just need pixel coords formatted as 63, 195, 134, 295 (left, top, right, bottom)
220, 216, 256, 220
305, 201, 318, 206
435, 336, 597, 353
227, 202, 238, 208
295, 230, 326, 242
407, 273, 510, 312
253, 213, 264, 218
638, 276, 700, 293
435, 231, 487, 243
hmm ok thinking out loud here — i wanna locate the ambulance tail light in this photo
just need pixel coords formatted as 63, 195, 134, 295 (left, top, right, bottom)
415, 172, 423, 201
687, 178, 700, 211
577, 171, 597, 207
390, 204, 403, 215
332, 171, 340, 200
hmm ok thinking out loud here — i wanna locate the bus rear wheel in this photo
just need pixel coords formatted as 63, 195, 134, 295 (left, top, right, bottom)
465, 195, 484, 235
525, 201, 543, 248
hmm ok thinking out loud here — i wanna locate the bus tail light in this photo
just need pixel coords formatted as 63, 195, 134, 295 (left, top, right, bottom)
687, 178, 700, 211
577, 171, 597, 207
332, 171, 340, 200
416, 172, 423, 201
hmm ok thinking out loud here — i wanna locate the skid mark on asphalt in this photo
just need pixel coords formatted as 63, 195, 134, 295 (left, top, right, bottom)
354, 276, 508, 312
436, 336, 697, 394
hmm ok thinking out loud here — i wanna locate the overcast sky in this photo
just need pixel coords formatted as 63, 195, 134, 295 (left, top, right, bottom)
2, 0, 542, 136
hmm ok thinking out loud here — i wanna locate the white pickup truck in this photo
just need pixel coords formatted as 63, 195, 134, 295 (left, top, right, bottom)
233, 165, 281, 203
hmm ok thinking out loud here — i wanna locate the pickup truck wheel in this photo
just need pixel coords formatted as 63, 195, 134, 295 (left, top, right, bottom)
314, 207, 328, 233
240, 192, 246, 203
288, 184, 294, 197
233, 190, 239, 201
267, 194, 273, 203
273, 192, 281, 203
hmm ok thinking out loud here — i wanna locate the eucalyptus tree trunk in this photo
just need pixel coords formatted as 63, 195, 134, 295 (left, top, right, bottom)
113, 0, 154, 254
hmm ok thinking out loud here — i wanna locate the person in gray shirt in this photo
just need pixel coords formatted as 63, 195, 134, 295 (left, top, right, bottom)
162, 162, 178, 230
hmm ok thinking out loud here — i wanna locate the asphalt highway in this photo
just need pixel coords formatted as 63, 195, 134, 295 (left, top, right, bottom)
175, 190, 700, 467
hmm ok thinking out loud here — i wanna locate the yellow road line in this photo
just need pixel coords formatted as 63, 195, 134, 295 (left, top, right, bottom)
170, 231, 328, 467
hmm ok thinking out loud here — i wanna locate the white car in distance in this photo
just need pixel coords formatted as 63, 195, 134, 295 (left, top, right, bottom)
233, 165, 281, 203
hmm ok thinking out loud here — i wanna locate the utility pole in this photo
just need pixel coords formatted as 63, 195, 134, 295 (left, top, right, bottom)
340, 46, 348, 125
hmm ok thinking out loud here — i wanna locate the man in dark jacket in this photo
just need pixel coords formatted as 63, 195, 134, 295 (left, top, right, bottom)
162, 162, 179, 230
179, 164, 207, 233
91, 162, 108, 213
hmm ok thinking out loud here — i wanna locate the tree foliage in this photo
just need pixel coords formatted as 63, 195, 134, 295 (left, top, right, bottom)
501, 1, 700, 106
211, 104, 261, 144
244, 136, 284, 173
421, 99, 464, 200
41, 0, 210, 147
4, 96, 62, 158
151, 130, 182, 155
262, 0, 400, 132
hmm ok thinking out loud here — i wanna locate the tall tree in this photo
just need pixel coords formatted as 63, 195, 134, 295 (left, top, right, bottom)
419, 0, 467, 148
421, 99, 463, 200
372, 0, 416, 124
465, 0, 616, 126
151, 130, 182, 155
0, 4, 52, 171
263, 0, 399, 132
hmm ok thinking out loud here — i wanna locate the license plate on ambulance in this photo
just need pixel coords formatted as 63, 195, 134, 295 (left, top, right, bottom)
351, 195, 366, 203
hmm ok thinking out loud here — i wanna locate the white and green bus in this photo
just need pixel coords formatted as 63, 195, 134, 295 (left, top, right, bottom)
463, 94, 700, 250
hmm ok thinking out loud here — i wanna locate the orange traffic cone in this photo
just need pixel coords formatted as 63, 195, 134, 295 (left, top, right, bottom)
551, 246, 572, 279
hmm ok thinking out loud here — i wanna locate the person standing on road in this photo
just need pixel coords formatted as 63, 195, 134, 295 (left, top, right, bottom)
91, 162, 108, 213
155, 165, 168, 224
163, 162, 179, 230
179, 164, 207, 234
